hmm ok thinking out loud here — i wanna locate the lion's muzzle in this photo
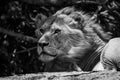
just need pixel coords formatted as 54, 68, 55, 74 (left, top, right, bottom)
37, 38, 58, 62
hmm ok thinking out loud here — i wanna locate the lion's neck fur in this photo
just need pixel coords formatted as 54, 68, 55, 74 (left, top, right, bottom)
67, 9, 107, 52
78, 12, 107, 70
62, 9, 107, 70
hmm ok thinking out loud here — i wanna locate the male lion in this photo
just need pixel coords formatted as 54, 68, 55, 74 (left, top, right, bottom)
37, 6, 118, 72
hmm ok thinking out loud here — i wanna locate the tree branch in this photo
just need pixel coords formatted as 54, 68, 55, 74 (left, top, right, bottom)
0, 27, 38, 43
15, 46, 37, 54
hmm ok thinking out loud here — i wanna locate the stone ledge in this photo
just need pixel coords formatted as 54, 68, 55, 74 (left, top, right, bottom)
0, 71, 120, 80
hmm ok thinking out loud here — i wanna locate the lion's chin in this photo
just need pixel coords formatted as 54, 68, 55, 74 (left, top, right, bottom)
37, 46, 57, 62
39, 53, 55, 62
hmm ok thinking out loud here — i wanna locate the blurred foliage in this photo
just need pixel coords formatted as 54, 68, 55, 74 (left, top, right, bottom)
0, 0, 56, 76
97, 0, 120, 37
0, 0, 120, 77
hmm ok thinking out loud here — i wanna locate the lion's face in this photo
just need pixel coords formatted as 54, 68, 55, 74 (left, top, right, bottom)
37, 14, 90, 62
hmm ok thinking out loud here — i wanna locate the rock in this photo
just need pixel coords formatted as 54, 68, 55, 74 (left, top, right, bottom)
0, 71, 120, 80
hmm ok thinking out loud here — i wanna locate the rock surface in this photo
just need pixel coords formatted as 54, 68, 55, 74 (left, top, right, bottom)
0, 71, 120, 80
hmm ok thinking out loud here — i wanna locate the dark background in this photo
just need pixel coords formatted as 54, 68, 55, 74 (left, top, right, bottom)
0, 0, 120, 77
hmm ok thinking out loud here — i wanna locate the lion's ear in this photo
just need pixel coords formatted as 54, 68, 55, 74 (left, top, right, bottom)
35, 13, 48, 29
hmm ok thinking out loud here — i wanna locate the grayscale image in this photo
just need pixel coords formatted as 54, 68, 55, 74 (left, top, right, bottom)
0, 0, 120, 80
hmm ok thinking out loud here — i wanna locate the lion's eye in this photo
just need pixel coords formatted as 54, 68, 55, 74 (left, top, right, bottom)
54, 29, 61, 34
39, 29, 44, 33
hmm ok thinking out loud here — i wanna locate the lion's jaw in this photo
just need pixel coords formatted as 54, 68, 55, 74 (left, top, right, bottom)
37, 38, 73, 63
37, 46, 57, 62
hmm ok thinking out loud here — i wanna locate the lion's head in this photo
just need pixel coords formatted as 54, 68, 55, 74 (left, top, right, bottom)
37, 7, 111, 64
37, 7, 96, 63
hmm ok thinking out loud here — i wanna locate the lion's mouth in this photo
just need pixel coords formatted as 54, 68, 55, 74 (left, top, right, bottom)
39, 52, 56, 62
42, 51, 57, 56
37, 47, 57, 62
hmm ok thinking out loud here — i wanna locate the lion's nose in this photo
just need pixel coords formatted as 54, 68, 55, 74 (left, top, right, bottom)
38, 38, 49, 47
39, 42, 49, 47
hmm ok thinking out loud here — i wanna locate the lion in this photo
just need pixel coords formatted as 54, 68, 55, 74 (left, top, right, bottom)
36, 6, 116, 72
